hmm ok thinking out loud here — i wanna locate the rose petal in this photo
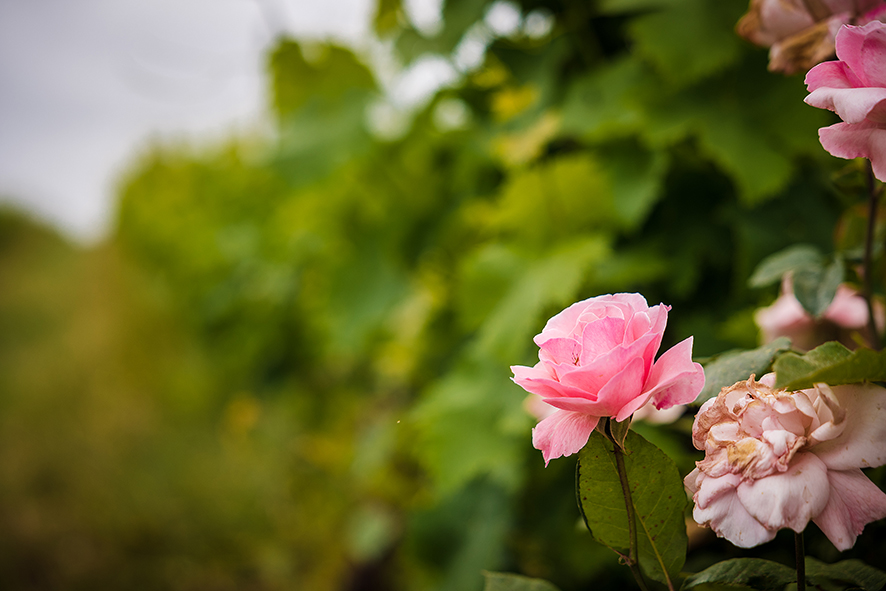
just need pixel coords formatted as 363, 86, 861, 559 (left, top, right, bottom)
805, 86, 886, 123
818, 121, 886, 182
511, 364, 591, 400
641, 337, 705, 411
553, 356, 647, 418
531, 409, 600, 466
736, 452, 831, 533
813, 468, 886, 550
810, 382, 886, 470
692, 478, 776, 548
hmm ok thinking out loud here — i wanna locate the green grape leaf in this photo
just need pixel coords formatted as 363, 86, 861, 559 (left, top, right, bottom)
577, 430, 687, 586
628, 0, 743, 88
697, 337, 792, 403
749, 244, 824, 288
805, 558, 886, 591
482, 571, 563, 591
682, 558, 796, 591
792, 258, 845, 318
773, 342, 886, 390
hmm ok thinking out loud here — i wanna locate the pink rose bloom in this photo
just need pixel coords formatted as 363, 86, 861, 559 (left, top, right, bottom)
805, 20, 886, 181
755, 277, 877, 351
511, 293, 704, 465
685, 375, 886, 549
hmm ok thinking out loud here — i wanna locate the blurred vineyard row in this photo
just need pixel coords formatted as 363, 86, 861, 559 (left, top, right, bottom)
1, 0, 879, 589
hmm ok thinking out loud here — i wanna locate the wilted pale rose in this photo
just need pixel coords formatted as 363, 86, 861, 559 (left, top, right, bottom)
805, 20, 886, 180
685, 376, 886, 549
755, 277, 877, 350
511, 293, 704, 465
737, 0, 885, 74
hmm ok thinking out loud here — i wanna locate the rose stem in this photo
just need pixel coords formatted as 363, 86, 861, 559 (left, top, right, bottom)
863, 160, 881, 350
795, 530, 806, 591
612, 444, 654, 591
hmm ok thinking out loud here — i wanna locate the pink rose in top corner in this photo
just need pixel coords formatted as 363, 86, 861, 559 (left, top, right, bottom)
805, 20, 886, 181
510, 293, 704, 465
755, 277, 881, 351
685, 375, 886, 549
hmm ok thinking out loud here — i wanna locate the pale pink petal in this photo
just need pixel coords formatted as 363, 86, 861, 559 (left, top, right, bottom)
511, 364, 592, 400
811, 382, 886, 470
579, 316, 625, 363
597, 356, 647, 420
806, 86, 886, 123
813, 468, 886, 550
824, 284, 870, 328
835, 22, 874, 82
560, 333, 657, 394
818, 121, 886, 182
532, 409, 600, 466
859, 21, 886, 87
536, 298, 592, 341
641, 337, 705, 410
736, 452, 831, 533
537, 337, 580, 366
806, 59, 862, 92
693, 482, 776, 548
692, 471, 741, 509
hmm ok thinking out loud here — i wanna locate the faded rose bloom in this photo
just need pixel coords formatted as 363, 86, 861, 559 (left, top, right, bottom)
511, 293, 704, 465
755, 277, 879, 351
737, 0, 885, 74
805, 20, 886, 180
685, 375, 886, 549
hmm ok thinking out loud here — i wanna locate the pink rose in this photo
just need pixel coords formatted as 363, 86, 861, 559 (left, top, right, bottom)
755, 277, 879, 351
511, 293, 704, 465
685, 376, 886, 549
805, 20, 886, 181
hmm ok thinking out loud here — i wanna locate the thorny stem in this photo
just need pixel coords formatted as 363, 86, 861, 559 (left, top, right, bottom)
863, 160, 881, 350
612, 443, 653, 591
795, 531, 806, 591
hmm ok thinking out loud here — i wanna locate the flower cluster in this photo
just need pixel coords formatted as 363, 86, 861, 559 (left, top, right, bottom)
685, 375, 886, 549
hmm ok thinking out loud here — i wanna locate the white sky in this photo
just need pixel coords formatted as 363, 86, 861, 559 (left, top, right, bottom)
0, 0, 375, 241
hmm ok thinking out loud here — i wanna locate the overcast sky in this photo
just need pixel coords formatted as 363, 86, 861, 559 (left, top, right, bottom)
0, 0, 376, 241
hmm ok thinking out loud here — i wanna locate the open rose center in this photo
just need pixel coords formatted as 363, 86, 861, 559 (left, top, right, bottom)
695, 377, 846, 482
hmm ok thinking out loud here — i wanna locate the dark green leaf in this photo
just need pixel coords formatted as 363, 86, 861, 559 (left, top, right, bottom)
793, 258, 845, 318
577, 430, 687, 586
682, 558, 795, 591
482, 571, 563, 591
697, 337, 792, 403
749, 244, 824, 288
805, 558, 886, 591
773, 342, 886, 390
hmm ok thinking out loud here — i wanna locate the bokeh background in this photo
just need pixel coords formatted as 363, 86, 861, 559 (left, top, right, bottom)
2, 0, 884, 589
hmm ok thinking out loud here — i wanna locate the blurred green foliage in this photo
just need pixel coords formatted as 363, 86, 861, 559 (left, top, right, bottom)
3, 0, 884, 589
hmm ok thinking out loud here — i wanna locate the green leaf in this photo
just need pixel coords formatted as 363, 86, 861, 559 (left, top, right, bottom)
773, 342, 886, 390
792, 258, 844, 318
682, 558, 795, 591
477, 237, 610, 362
697, 337, 792, 403
577, 430, 687, 586
749, 244, 824, 288
805, 558, 886, 591
628, 0, 743, 88
482, 571, 563, 591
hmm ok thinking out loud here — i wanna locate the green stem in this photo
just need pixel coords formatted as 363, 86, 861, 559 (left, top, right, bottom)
863, 160, 881, 350
612, 442, 654, 591
795, 531, 806, 591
